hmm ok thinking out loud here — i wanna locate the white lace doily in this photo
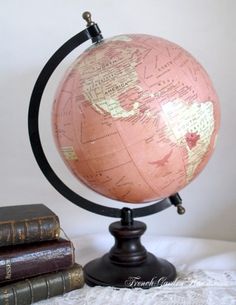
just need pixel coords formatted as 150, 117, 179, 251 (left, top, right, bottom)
38, 270, 236, 305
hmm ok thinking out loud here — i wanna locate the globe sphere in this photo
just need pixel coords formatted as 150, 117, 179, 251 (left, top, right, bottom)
52, 34, 220, 203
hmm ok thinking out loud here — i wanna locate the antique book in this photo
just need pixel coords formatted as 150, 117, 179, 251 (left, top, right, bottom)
0, 204, 60, 247
0, 238, 74, 284
0, 264, 84, 305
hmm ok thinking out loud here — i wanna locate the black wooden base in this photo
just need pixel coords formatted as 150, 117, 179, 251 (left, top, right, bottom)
84, 219, 176, 288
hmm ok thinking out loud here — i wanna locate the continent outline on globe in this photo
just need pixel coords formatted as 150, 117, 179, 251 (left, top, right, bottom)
52, 34, 220, 203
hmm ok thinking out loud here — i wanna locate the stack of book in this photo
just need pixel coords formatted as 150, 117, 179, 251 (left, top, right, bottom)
0, 204, 84, 305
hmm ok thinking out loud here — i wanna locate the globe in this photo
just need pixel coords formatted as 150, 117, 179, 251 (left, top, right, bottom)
52, 34, 220, 204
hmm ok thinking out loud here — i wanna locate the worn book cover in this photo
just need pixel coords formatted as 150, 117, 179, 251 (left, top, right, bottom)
0, 238, 74, 284
0, 264, 84, 305
0, 204, 60, 247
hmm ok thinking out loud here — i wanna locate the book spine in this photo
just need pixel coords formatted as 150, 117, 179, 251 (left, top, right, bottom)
0, 216, 60, 247
0, 264, 84, 305
0, 239, 75, 284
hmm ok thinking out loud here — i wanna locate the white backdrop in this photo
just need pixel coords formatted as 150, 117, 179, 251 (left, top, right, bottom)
0, 0, 236, 241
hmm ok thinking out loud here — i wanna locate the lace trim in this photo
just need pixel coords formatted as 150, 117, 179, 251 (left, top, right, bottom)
37, 270, 236, 305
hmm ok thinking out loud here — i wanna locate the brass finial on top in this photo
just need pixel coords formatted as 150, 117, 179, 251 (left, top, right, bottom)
82, 11, 94, 27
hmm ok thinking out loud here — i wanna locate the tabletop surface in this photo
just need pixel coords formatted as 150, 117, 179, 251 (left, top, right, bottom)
36, 234, 236, 304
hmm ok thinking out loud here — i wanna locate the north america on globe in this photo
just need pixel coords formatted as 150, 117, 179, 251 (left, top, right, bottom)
52, 34, 220, 203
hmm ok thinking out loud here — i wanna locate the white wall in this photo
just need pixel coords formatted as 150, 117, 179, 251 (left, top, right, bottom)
1, 0, 236, 241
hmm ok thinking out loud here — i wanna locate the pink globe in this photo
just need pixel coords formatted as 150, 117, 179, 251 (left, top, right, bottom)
52, 34, 220, 203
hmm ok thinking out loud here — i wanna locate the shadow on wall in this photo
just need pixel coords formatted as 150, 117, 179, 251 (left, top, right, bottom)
198, 199, 236, 242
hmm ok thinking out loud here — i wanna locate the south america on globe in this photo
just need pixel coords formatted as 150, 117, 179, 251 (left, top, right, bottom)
52, 34, 220, 203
